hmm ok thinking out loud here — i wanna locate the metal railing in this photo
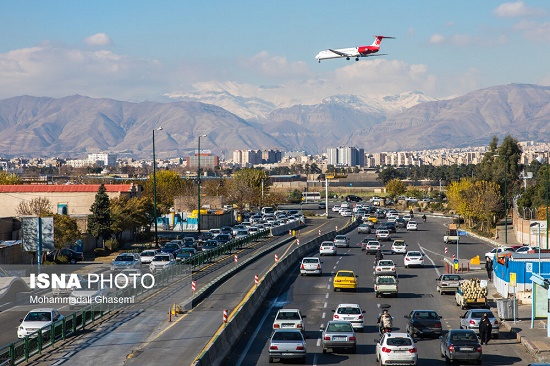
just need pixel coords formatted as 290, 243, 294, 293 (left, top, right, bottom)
0, 228, 272, 365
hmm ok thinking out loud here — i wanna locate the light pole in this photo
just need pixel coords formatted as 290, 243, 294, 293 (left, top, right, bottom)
152, 127, 163, 248
495, 154, 508, 244
197, 134, 207, 233
536, 151, 549, 250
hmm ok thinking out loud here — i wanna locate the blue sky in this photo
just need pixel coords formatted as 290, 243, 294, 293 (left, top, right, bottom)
1, 1, 550, 104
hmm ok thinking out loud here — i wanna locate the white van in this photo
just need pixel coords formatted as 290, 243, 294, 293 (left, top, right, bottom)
261, 207, 274, 215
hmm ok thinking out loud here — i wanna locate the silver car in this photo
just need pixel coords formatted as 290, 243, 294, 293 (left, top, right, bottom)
268, 329, 306, 363
111, 253, 141, 272
459, 309, 500, 338
333, 235, 350, 248
321, 320, 357, 354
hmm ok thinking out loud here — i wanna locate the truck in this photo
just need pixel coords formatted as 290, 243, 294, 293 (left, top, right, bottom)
374, 275, 398, 298
444, 224, 459, 244
455, 278, 487, 309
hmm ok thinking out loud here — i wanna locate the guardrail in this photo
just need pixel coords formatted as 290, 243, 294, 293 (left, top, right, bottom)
0, 227, 278, 365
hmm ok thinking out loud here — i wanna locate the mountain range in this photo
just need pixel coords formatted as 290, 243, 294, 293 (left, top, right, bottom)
0, 83, 549, 159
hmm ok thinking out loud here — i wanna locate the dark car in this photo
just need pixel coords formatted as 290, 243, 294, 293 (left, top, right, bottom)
215, 234, 232, 245
440, 329, 482, 364
381, 222, 396, 233
161, 242, 181, 255
318, 202, 326, 209
201, 240, 219, 251
405, 310, 443, 338
395, 218, 406, 228
46, 248, 84, 264
346, 195, 362, 203
220, 226, 233, 235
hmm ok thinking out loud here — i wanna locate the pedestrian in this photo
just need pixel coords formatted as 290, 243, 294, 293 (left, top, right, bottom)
479, 313, 493, 345
485, 257, 493, 282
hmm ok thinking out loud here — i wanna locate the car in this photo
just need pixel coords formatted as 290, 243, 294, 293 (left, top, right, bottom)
319, 241, 337, 256
111, 252, 141, 271
357, 223, 372, 234
149, 253, 176, 273
367, 216, 378, 224
17, 308, 64, 339
381, 222, 396, 233
318, 201, 326, 209
346, 195, 363, 203
161, 242, 181, 255
436, 274, 462, 294
376, 332, 418, 366
300, 257, 322, 276
272, 309, 306, 331
321, 320, 357, 354
215, 233, 232, 245
484, 246, 515, 261
197, 232, 215, 242
209, 228, 221, 237
374, 275, 399, 298
201, 239, 219, 251
340, 208, 353, 217
404, 251, 424, 268
45, 248, 84, 264
440, 329, 482, 365
268, 329, 307, 364
387, 216, 397, 223
332, 205, 341, 212
176, 247, 196, 261
333, 270, 358, 292
403, 214, 413, 222
375, 209, 387, 219
515, 246, 540, 253
376, 229, 391, 242
69, 281, 109, 309
333, 235, 350, 248
395, 218, 407, 228
391, 240, 408, 254
234, 230, 249, 240
220, 226, 233, 235
51, 273, 85, 297
406, 221, 418, 231
139, 249, 159, 265
340, 202, 350, 209
405, 310, 443, 338
365, 240, 382, 255
459, 309, 500, 338
232, 224, 247, 236
374, 260, 397, 276
332, 304, 365, 331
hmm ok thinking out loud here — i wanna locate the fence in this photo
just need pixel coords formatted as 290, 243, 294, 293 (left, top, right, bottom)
0, 228, 274, 365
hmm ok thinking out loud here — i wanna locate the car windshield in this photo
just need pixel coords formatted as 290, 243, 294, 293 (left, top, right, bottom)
337, 307, 361, 315
25, 311, 52, 322
272, 331, 303, 341
327, 322, 353, 332
115, 255, 135, 262
387, 337, 413, 346
277, 312, 300, 320
414, 311, 439, 319
337, 271, 355, 277
153, 255, 170, 262
471, 311, 495, 319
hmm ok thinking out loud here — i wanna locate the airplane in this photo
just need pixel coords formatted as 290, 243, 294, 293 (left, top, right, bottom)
315, 35, 395, 63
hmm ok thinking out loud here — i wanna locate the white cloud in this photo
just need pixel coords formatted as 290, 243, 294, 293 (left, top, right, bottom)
493, 1, 545, 18
238, 51, 312, 80
85, 33, 112, 46
513, 20, 550, 42
429, 34, 445, 44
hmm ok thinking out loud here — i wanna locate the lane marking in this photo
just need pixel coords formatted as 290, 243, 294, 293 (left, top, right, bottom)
322, 312, 325, 319
419, 244, 441, 277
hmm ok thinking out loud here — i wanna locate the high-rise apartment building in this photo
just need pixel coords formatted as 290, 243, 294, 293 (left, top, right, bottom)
327, 147, 364, 166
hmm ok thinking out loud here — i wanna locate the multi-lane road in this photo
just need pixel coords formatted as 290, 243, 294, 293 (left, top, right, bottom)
227, 215, 535, 365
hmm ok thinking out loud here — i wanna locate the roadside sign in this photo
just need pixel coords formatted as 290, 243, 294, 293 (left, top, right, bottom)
453, 258, 458, 264
526, 263, 533, 273
458, 230, 468, 236
510, 272, 517, 287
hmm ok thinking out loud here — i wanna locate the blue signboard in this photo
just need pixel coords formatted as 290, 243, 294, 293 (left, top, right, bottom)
458, 230, 468, 236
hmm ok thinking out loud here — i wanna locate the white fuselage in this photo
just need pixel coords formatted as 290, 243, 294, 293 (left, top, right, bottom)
315, 47, 360, 61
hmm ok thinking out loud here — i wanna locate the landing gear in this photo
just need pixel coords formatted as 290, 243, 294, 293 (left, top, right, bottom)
355, 57, 359, 61
346, 57, 350, 60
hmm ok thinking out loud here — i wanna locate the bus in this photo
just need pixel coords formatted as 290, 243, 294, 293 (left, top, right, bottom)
302, 191, 322, 202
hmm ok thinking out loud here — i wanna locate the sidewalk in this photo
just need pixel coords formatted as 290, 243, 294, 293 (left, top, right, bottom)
474, 218, 550, 363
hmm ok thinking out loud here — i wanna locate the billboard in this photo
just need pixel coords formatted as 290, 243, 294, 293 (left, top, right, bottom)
21, 217, 55, 252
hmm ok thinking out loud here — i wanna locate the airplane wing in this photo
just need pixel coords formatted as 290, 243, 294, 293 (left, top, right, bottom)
328, 49, 353, 57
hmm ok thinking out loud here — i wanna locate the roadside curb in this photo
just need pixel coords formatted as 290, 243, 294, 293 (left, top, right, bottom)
501, 316, 550, 362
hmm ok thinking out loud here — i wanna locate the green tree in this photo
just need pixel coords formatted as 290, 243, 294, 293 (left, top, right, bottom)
385, 179, 407, 198
110, 196, 152, 242
0, 171, 22, 184
226, 168, 268, 208
88, 184, 112, 247
464, 180, 501, 232
142, 170, 186, 214
54, 214, 81, 249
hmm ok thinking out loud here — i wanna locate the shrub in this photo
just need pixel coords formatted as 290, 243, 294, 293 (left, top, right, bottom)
105, 238, 120, 252
94, 248, 107, 257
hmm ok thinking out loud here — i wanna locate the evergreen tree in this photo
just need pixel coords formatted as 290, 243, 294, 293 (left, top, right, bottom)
88, 184, 112, 247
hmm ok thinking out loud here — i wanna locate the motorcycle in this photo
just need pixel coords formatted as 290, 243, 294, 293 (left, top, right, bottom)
422, 214, 427, 223
377, 304, 393, 336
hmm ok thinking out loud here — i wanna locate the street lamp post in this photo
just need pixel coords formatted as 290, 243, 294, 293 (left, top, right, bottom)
536, 151, 549, 250
530, 221, 542, 329
197, 134, 207, 233
152, 127, 163, 248
495, 154, 508, 244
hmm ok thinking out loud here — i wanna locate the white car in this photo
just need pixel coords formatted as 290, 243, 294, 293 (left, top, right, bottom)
139, 249, 159, 265
376, 229, 391, 242
403, 214, 413, 222
18, 308, 64, 338
332, 205, 341, 212
376, 332, 418, 366
69, 281, 109, 309
149, 253, 176, 273
484, 246, 515, 261
365, 240, 382, 255
51, 273, 85, 297
332, 303, 365, 331
300, 257, 322, 276
320, 241, 337, 256
374, 260, 397, 276
340, 209, 353, 217
406, 221, 418, 231
515, 246, 539, 253
404, 251, 424, 268
340, 202, 350, 209
209, 228, 221, 237
391, 240, 408, 255
273, 309, 305, 331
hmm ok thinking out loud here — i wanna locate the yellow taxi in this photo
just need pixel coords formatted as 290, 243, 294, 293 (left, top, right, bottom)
367, 216, 378, 223
333, 270, 358, 292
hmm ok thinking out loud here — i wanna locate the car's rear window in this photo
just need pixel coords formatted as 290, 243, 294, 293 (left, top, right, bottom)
443, 275, 460, 281
272, 331, 303, 341
116, 255, 135, 261
277, 312, 301, 320
471, 311, 495, 319
414, 311, 439, 319
387, 337, 412, 346
337, 307, 360, 315
379, 261, 394, 266
327, 323, 353, 332
303, 258, 319, 263
337, 272, 354, 277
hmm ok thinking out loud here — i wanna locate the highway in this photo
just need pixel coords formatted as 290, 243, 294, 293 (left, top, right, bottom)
226, 216, 535, 365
